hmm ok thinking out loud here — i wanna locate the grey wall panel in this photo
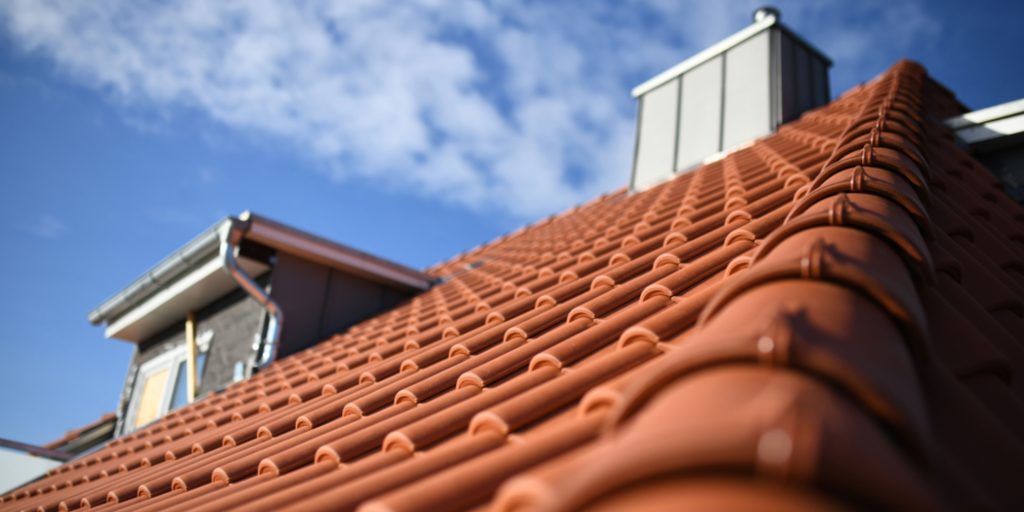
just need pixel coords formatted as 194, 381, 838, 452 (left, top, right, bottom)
677, 56, 723, 170
768, 29, 781, 129
633, 78, 680, 189
318, 271, 407, 341
135, 324, 185, 367
722, 31, 771, 150
268, 252, 330, 358
194, 288, 265, 395
811, 56, 828, 106
795, 44, 813, 113
780, 33, 799, 123
268, 253, 415, 358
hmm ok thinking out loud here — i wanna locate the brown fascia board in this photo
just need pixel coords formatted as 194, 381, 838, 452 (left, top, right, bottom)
239, 211, 434, 292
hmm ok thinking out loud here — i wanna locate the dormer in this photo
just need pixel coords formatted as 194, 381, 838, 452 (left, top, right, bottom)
88, 212, 431, 434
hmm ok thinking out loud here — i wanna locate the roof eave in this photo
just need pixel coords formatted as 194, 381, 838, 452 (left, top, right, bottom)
945, 97, 1024, 148
88, 212, 433, 342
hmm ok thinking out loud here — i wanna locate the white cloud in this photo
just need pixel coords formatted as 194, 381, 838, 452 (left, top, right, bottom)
198, 167, 216, 184
16, 213, 67, 240
767, 0, 942, 91
0, 0, 940, 219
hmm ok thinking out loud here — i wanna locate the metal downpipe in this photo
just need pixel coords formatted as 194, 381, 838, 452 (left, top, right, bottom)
219, 220, 283, 370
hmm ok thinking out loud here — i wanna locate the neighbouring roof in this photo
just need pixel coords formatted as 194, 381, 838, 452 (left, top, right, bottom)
42, 413, 116, 455
946, 97, 1024, 148
4, 60, 1024, 511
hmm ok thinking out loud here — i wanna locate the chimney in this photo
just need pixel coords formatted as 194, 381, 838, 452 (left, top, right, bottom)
630, 7, 832, 190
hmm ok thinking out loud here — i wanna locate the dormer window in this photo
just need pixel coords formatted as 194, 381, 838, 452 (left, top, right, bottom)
125, 343, 193, 430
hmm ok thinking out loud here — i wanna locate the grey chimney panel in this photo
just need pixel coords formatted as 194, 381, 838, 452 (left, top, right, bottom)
791, 36, 816, 114
811, 55, 828, 105
629, 14, 831, 191
794, 44, 809, 112
778, 30, 830, 123
633, 78, 680, 189
677, 56, 723, 171
779, 31, 798, 123
722, 31, 771, 150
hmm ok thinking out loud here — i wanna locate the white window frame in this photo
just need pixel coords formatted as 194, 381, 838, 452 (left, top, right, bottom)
122, 344, 188, 433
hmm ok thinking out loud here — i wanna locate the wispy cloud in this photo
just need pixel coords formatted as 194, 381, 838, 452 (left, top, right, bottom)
198, 166, 216, 184
0, 0, 939, 219
16, 213, 67, 240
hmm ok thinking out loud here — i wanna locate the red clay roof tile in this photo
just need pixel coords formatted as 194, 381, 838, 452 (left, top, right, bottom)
4, 60, 1024, 511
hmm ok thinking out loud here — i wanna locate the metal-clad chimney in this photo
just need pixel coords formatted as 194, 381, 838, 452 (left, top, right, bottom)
630, 6, 832, 190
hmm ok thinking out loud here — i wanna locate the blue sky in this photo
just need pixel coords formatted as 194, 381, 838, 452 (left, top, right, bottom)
0, 0, 1020, 445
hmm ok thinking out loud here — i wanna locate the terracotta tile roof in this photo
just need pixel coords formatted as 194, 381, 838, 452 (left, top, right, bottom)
5, 60, 1024, 511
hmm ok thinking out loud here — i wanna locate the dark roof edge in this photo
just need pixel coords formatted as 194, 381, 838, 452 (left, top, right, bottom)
0, 438, 74, 462
43, 412, 116, 450
239, 211, 433, 291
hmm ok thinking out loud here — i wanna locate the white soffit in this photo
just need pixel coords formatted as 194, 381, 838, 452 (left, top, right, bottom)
946, 98, 1024, 145
105, 256, 268, 342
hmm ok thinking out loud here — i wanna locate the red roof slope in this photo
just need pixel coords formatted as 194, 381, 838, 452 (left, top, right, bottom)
4, 60, 1024, 511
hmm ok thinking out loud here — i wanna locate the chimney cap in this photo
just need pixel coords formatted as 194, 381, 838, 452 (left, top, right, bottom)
752, 6, 780, 23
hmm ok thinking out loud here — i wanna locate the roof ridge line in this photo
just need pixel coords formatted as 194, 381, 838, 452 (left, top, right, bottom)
491, 61, 945, 511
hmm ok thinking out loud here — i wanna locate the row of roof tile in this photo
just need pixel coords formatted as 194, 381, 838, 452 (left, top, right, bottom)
3, 60, 1024, 511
